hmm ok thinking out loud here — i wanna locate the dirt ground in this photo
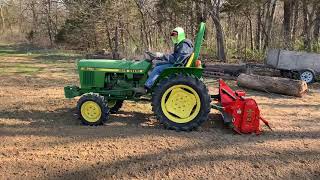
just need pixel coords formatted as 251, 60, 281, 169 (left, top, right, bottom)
0, 46, 319, 179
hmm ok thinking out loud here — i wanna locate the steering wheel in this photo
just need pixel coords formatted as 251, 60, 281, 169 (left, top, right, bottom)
145, 51, 162, 62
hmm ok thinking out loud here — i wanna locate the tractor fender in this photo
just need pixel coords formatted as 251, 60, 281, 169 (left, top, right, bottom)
154, 67, 204, 88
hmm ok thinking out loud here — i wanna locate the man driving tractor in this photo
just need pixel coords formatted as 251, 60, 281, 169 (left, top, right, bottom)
136, 27, 194, 94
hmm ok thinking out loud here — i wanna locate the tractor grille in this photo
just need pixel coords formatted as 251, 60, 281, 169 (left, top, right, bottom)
83, 71, 94, 86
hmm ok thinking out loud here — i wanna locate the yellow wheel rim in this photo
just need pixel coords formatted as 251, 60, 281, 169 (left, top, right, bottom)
80, 101, 102, 122
161, 85, 201, 124
108, 100, 117, 108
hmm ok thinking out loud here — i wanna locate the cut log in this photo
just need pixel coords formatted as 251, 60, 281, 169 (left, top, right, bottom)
205, 64, 247, 77
203, 71, 237, 80
237, 74, 308, 97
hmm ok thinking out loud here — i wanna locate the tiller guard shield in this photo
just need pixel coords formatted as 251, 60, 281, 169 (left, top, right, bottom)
211, 79, 272, 135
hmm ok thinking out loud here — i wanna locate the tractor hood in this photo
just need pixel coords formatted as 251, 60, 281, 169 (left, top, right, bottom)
77, 59, 151, 73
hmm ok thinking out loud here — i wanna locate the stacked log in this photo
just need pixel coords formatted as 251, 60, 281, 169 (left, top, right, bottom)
205, 64, 247, 76
203, 64, 247, 79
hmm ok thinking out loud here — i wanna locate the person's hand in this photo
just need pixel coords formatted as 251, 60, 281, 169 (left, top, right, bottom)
145, 51, 157, 62
145, 51, 155, 57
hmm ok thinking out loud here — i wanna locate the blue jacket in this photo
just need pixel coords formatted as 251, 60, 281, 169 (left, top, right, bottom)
161, 39, 194, 66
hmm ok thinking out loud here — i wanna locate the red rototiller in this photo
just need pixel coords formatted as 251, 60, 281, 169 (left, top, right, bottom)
211, 79, 272, 135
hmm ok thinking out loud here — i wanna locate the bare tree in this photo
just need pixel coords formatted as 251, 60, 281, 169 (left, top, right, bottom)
0, 5, 5, 33
301, 0, 319, 51
283, 0, 294, 49
263, 0, 277, 51
208, 0, 227, 61
313, 2, 320, 51
0, 0, 10, 33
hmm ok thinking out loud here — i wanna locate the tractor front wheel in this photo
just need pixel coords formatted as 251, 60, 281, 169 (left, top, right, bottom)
77, 93, 109, 126
152, 74, 211, 131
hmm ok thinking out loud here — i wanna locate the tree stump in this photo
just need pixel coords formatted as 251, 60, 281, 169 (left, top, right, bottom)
237, 74, 308, 97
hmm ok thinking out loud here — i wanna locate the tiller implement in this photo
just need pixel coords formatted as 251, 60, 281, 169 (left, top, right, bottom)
212, 79, 272, 135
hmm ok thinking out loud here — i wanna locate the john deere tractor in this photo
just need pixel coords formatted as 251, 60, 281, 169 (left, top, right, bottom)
64, 22, 211, 131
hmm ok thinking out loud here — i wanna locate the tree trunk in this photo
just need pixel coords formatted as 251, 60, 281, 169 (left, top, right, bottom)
283, 0, 293, 50
237, 74, 308, 97
302, 0, 311, 51
44, 0, 53, 47
202, 0, 209, 22
255, 5, 262, 50
31, 0, 38, 42
139, 23, 145, 51
134, 0, 150, 50
210, 0, 226, 62
235, 21, 241, 55
263, 0, 277, 51
248, 16, 254, 51
113, 26, 120, 59
291, 1, 299, 44
212, 14, 227, 62
106, 25, 113, 52
244, 23, 248, 60
313, 6, 320, 51
0, 6, 5, 33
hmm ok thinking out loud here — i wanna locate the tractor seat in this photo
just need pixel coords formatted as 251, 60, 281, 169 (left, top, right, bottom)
185, 53, 202, 68
185, 53, 195, 67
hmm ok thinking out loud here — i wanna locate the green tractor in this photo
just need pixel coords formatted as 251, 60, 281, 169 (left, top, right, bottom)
64, 22, 211, 131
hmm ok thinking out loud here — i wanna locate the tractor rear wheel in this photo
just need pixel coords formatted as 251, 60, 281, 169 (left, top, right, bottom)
152, 74, 211, 131
77, 93, 109, 126
108, 100, 124, 114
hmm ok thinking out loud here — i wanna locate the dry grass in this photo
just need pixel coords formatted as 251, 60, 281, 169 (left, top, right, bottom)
0, 46, 319, 179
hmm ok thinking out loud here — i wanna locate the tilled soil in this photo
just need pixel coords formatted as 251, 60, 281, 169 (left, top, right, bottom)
0, 55, 319, 179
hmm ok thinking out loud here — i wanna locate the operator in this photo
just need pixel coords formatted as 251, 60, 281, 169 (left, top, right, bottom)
137, 27, 194, 94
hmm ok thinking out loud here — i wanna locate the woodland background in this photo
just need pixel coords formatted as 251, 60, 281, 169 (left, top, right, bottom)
0, 0, 319, 62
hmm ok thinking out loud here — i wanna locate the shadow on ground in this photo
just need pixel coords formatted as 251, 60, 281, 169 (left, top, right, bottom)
51, 145, 320, 179
0, 106, 318, 141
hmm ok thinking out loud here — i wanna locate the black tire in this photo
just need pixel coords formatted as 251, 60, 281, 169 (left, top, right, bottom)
77, 93, 109, 126
108, 100, 124, 114
151, 74, 211, 131
299, 70, 315, 84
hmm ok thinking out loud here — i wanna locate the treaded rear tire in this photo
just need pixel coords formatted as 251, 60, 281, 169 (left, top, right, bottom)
77, 93, 109, 126
151, 74, 211, 131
